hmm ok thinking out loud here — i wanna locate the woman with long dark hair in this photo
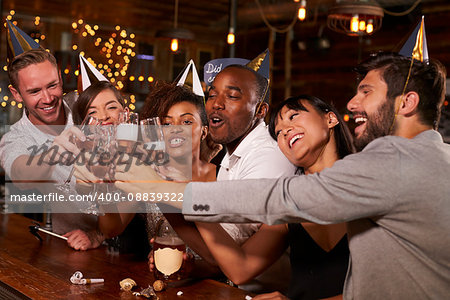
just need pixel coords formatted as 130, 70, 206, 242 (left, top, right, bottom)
72, 81, 150, 256
195, 95, 354, 300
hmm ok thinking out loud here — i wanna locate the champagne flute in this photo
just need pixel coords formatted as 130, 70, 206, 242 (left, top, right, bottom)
117, 111, 139, 153
140, 117, 167, 165
140, 117, 167, 237
55, 116, 98, 194
81, 125, 117, 215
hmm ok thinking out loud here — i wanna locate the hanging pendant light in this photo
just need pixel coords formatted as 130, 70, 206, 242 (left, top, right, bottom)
155, 0, 194, 51
327, 0, 384, 36
298, 0, 307, 21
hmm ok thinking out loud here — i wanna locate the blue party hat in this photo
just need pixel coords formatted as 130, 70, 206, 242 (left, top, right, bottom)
6, 20, 41, 62
399, 16, 428, 62
203, 58, 250, 86
246, 49, 270, 80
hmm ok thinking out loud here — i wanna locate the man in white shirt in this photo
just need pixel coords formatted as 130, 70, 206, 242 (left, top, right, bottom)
1, 47, 103, 250
204, 62, 296, 292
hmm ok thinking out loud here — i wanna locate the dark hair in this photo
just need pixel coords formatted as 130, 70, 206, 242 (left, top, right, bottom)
355, 52, 447, 129
72, 81, 125, 125
269, 95, 355, 161
223, 64, 270, 104
141, 81, 207, 126
8, 49, 58, 90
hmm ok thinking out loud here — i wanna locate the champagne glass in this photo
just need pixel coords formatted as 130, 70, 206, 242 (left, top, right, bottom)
117, 111, 139, 153
140, 117, 166, 165
55, 116, 98, 194
140, 117, 167, 237
81, 125, 117, 215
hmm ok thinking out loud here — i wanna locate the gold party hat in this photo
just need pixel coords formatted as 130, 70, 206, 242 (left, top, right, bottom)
246, 49, 270, 79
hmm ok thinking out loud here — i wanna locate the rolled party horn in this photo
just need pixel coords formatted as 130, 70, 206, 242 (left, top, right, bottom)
70, 271, 104, 285
29, 222, 68, 241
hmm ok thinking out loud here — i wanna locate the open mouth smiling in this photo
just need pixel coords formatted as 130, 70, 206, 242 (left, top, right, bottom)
289, 133, 304, 148
41, 105, 56, 112
352, 114, 368, 136
168, 136, 186, 147
39, 99, 60, 114
354, 116, 368, 126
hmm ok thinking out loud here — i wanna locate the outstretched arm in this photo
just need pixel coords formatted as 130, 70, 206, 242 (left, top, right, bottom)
183, 145, 399, 225
4, 126, 85, 190
195, 223, 289, 285
98, 212, 135, 239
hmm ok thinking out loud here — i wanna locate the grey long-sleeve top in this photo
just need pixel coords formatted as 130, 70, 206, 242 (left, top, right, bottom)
183, 130, 450, 300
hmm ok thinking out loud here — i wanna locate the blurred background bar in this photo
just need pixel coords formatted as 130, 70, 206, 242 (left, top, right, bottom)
0, 0, 449, 137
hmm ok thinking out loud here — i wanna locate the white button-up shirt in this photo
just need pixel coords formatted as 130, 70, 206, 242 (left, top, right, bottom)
218, 120, 296, 293
218, 121, 296, 181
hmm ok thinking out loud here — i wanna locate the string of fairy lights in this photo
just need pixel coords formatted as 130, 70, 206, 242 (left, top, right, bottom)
1, 10, 154, 112
70, 18, 141, 110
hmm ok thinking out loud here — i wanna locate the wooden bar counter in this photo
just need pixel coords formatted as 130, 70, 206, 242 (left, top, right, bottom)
0, 214, 251, 299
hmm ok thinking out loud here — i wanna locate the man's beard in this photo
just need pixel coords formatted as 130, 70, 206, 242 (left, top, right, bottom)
354, 98, 396, 152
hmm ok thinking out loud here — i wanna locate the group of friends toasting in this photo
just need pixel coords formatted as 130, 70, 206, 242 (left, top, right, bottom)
2, 18, 449, 300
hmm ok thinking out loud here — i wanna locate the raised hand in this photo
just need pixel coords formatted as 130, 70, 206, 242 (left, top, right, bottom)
200, 133, 223, 163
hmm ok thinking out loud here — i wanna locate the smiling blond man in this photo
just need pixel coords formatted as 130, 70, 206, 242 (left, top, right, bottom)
1, 49, 104, 251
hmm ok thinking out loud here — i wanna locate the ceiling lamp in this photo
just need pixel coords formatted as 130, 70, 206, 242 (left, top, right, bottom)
327, 0, 384, 36
155, 0, 194, 52
298, 0, 307, 21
